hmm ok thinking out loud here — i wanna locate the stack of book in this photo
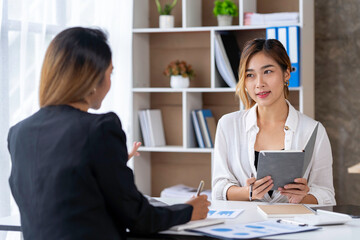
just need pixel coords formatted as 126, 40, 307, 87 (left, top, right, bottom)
160, 184, 212, 199
138, 109, 166, 147
244, 12, 299, 26
191, 109, 216, 148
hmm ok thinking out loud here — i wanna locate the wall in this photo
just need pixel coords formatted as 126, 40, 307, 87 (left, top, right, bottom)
315, 0, 360, 205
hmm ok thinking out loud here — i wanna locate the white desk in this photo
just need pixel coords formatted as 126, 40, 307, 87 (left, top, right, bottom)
1, 202, 359, 240
159, 198, 360, 240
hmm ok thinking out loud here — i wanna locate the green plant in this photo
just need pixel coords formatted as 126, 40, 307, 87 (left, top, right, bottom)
213, 0, 239, 17
163, 60, 195, 78
155, 0, 178, 15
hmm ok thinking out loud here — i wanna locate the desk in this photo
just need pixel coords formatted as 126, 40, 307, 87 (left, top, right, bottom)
1, 202, 359, 240
159, 198, 360, 240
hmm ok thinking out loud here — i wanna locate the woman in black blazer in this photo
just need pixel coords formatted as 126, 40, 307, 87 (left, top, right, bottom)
7, 27, 210, 240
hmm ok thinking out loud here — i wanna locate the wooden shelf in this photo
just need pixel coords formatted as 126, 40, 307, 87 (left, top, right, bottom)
131, 0, 314, 196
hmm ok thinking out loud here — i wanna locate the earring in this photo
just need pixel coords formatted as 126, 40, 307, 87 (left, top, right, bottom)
284, 80, 289, 87
90, 88, 97, 95
245, 88, 248, 92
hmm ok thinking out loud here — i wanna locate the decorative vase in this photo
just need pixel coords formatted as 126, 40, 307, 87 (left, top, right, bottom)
159, 15, 174, 28
170, 75, 190, 88
217, 15, 233, 26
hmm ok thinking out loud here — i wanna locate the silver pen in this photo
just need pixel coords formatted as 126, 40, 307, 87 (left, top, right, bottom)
196, 180, 204, 196
277, 219, 308, 227
249, 173, 254, 201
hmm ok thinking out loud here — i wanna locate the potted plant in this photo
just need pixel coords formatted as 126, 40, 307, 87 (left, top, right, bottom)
213, 0, 239, 26
163, 60, 195, 88
155, 0, 178, 28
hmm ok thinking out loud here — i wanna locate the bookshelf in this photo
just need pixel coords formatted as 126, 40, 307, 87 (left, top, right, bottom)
131, 0, 314, 196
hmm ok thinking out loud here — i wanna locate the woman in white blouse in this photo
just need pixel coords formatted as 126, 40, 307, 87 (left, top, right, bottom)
212, 38, 335, 205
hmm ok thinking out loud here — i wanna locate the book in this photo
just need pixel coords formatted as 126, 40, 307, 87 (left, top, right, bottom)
256, 123, 319, 190
138, 109, 166, 147
219, 31, 241, 82
196, 110, 215, 148
257, 204, 315, 218
214, 32, 237, 88
191, 110, 205, 148
146, 109, 166, 147
170, 218, 224, 231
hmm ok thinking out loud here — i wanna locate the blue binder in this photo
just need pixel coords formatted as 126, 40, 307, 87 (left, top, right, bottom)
266, 27, 277, 39
287, 26, 300, 87
266, 26, 300, 87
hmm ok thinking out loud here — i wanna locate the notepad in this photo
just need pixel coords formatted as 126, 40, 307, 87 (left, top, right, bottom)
257, 204, 315, 218
170, 218, 224, 231
256, 123, 319, 190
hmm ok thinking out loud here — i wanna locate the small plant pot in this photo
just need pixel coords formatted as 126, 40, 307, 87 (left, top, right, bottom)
159, 15, 174, 28
217, 15, 233, 26
170, 75, 190, 88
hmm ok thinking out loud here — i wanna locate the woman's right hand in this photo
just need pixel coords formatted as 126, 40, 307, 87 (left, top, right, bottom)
185, 195, 211, 221
246, 176, 273, 200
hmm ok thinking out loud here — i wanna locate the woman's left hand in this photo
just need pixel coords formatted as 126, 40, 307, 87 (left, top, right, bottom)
278, 178, 310, 204
128, 141, 141, 160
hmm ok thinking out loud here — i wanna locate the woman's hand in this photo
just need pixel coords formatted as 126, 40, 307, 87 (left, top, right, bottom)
128, 141, 141, 160
186, 195, 211, 221
246, 176, 273, 200
278, 178, 309, 203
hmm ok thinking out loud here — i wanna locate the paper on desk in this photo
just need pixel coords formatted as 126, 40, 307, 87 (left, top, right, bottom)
170, 218, 224, 231
188, 219, 320, 239
208, 209, 244, 219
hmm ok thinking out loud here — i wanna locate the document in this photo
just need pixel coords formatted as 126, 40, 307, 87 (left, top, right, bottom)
256, 123, 319, 190
208, 209, 244, 219
170, 218, 224, 231
188, 219, 319, 239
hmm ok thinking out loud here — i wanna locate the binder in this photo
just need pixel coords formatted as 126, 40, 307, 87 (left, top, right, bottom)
277, 26, 288, 52
266, 27, 277, 39
266, 26, 300, 87
146, 109, 166, 147
219, 31, 241, 82
288, 26, 300, 87
191, 110, 205, 148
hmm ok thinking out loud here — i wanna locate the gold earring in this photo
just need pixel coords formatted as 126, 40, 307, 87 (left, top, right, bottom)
284, 81, 289, 87
90, 88, 97, 95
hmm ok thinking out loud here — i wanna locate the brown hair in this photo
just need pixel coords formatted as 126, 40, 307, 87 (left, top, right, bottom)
39, 27, 112, 107
235, 38, 291, 109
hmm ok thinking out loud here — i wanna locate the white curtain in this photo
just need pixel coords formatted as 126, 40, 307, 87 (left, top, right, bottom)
0, 0, 132, 239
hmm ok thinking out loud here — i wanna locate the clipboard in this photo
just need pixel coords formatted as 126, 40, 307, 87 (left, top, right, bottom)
256, 123, 319, 190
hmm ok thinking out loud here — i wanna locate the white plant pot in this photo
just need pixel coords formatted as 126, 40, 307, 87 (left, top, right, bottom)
170, 75, 190, 88
159, 15, 174, 28
217, 15, 233, 26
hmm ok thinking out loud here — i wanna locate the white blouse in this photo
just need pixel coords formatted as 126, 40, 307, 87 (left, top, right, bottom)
212, 101, 336, 205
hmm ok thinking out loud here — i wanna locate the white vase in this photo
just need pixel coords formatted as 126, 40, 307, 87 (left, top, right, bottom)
170, 75, 190, 88
159, 15, 174, 28
217, 15, 233, 26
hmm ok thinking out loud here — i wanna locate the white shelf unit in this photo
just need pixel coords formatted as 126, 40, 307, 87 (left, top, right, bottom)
131, 0, 314, 196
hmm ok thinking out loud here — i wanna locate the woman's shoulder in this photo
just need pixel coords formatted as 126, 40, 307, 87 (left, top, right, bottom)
219, 109, 247, 123
296, 111, 326, 134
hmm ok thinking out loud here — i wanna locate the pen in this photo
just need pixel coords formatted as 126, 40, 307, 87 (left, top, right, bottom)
249, 173, 254, 201
277, 219, 308, 227
196, 180, 204, 196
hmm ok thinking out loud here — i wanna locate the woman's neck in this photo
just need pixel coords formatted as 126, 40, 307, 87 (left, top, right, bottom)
257, 100, 288, 125
67, 102, 89, 112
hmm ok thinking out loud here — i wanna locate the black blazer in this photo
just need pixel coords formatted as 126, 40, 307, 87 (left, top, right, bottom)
8, 105, 192, 240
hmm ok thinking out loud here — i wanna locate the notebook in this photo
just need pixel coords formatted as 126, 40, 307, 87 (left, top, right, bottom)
256, 123, 319, 190
170, 218, 224, 231
257, 204, 315, 218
